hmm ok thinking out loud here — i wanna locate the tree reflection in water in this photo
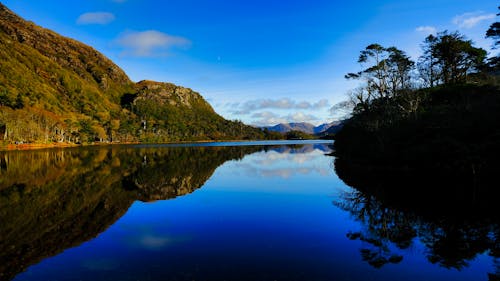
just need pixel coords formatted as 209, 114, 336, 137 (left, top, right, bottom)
336, 190, 412, 268
334, 158, 499, 280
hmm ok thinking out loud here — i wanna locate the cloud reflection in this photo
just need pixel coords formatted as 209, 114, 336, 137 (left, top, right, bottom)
139, 234, 171, 249
122, 225, 189, 250
233, 148, 333, 179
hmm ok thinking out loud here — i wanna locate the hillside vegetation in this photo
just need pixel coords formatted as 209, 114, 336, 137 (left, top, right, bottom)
334, 9, 500, 192
335, 84, 500, 170
0, 3, 267, 145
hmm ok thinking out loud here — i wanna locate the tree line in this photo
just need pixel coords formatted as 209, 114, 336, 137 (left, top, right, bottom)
333, 6, 500, 173
344, 11, 499, 116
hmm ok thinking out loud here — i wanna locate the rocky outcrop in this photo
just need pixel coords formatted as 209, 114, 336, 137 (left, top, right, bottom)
134, 80, 211, 109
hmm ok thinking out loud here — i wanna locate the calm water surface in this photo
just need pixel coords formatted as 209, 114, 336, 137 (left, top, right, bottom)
0, 141, 497, 281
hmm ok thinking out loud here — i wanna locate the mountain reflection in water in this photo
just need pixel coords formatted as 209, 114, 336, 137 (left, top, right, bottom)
2, 141, 497, 281
1, 144, 325, 280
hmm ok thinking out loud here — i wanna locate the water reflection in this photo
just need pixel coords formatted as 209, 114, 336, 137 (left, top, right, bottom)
0, 145, 276, 280
334, 158, 500, 280
234, 144, 333, 179
6, 141, 495, 281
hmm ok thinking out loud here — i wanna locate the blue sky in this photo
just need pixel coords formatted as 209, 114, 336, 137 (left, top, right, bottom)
3, 0, 498, 126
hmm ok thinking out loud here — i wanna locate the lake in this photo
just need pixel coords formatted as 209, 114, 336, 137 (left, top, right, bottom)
1, 140, 498, 281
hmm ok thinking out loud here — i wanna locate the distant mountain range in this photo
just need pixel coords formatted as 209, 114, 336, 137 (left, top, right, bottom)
264, 121, 344, 135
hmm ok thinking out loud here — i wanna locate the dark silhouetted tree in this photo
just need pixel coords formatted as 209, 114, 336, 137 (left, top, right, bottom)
486, 6, 500, 47
419, 31, 487, 85
418, 34, 440, 87
346, 44, 414, 101
486, 6, 500, 73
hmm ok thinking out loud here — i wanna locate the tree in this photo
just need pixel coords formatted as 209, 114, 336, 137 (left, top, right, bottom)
385, 47, 415, 93
486, 6, 500, 72
486, 6, 500, 47
419, 31, 487, 85
418, 34, 440, 87
346, 44, 414, 113
348, 87, 372, 114
285, 130, 313, 140
0, 89, 14, 108
346, 44, 414, 99
346, 44, 389, 99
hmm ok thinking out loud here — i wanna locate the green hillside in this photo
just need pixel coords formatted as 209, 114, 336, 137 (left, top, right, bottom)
127, 80, 265, 142
0, 3, 267, 145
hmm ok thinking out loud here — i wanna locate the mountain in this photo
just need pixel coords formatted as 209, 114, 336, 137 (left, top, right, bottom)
266, 122, 315, 134
265, 121, 343, 135
0, 3, 265, 144
314, 123, 334, 134
316, 121, 344, 136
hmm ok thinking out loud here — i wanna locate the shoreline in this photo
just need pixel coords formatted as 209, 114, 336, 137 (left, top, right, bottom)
2, 142, 80, 151
0, 142, 138, 151
0, 139, 333, 152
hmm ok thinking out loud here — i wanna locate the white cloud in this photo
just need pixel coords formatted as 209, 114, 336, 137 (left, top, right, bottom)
116, 30, 191, 57
250, 111, 321, 126
260, 98, 294, 109
77, 12, 115, 25
296, 101, 311, 109
229, 98, 329, 115
250, 111, 288, 126
415, 26, 437, 35
287, 112, 319, 123
313, 99, 329, 108
453, 12, 495, 29
251, 111, 279, 119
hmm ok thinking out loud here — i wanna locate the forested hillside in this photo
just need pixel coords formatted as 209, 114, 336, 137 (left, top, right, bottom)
334, 13, 500, 182
0, 3, 267, 145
